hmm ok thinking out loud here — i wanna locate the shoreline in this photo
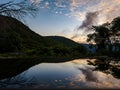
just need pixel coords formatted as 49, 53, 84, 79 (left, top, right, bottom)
0, 55, 119, 80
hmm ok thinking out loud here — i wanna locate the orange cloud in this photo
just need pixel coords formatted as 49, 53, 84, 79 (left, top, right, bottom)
72, 36, 87, 43
69, 0, 120, 25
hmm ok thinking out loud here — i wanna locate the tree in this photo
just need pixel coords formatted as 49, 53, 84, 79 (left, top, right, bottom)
87, 22, 111, 51
0, 0, 39, 22
111, 17, 120, 51
87, 16, 120, 55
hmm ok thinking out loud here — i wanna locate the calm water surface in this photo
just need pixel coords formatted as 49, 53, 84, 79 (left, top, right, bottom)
0, 59, 120, 89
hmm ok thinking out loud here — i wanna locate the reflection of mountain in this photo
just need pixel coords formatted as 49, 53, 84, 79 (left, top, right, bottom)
0, 15, 85, 54
0, 57, 80, 80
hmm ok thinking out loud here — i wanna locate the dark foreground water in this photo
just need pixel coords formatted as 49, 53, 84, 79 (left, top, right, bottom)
0, 59, 120, 89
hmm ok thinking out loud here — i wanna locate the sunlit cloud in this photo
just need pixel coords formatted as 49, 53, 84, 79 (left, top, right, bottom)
78, 11, 99, 30
54, 0, 67, 8
68, 0, 120, 42
68, 0, 120, 26
28, 0, 120, 42
29, 0, 42, 4
29, 0, 120, 24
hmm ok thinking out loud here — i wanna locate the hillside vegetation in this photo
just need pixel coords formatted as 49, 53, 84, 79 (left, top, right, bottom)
0, 15, 88, 58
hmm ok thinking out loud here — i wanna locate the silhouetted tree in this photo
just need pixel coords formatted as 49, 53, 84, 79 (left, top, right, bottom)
87, 22, 111, 51
87, 17, 120, 55
0, 0, 38, 21
111, 17, 120, 51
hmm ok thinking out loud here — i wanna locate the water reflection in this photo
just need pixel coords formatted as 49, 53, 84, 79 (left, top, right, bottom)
0, 59, 120, 89
70, 71, 120, 88
87, 58, 120, 79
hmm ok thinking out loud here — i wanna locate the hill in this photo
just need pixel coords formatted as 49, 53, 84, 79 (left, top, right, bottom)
0, 15, 47, 53
0, 15, 65, 53
45, 36, 80, 47
0, 15, 88, 57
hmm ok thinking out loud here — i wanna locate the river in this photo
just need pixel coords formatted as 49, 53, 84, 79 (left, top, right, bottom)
0, 59, 120, 89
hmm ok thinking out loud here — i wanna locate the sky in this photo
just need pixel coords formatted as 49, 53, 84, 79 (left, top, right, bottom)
1, 0, 120, 43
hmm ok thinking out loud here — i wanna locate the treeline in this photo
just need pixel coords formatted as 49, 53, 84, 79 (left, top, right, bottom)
25, 45, 88, 57
87, 17, 120, 58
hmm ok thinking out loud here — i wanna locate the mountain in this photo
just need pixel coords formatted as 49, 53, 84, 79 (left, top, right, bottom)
0, 15, 87, 55
45, 36, 80, 47
0, 15, 46, 53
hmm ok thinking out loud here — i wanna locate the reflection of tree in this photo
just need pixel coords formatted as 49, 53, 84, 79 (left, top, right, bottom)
87, 58, 120, 79
87, 16, 120, 78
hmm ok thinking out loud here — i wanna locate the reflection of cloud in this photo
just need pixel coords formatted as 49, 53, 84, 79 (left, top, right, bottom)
71, 59, 89, 65
69, 65, 120, 88
78, 68, 98, 82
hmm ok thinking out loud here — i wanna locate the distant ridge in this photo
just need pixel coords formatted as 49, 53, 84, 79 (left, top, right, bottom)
45, 36, 80, 47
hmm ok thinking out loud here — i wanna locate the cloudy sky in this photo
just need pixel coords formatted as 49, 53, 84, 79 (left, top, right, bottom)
1, 0, 120, 43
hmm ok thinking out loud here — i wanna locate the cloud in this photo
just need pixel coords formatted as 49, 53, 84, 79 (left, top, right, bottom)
54, 0, 67, 8
71, 34, 79, 39
29, 0, 120, 42
70, 0, 92, 11
71, 11, 99, 42
68, 0, 120, 25
29, 0, 120, 24
68, 0, 120, 42
85, 0, 120, 24
78, 11, 99, 30
69, 0, 100, 20
29, 0, 42, 4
